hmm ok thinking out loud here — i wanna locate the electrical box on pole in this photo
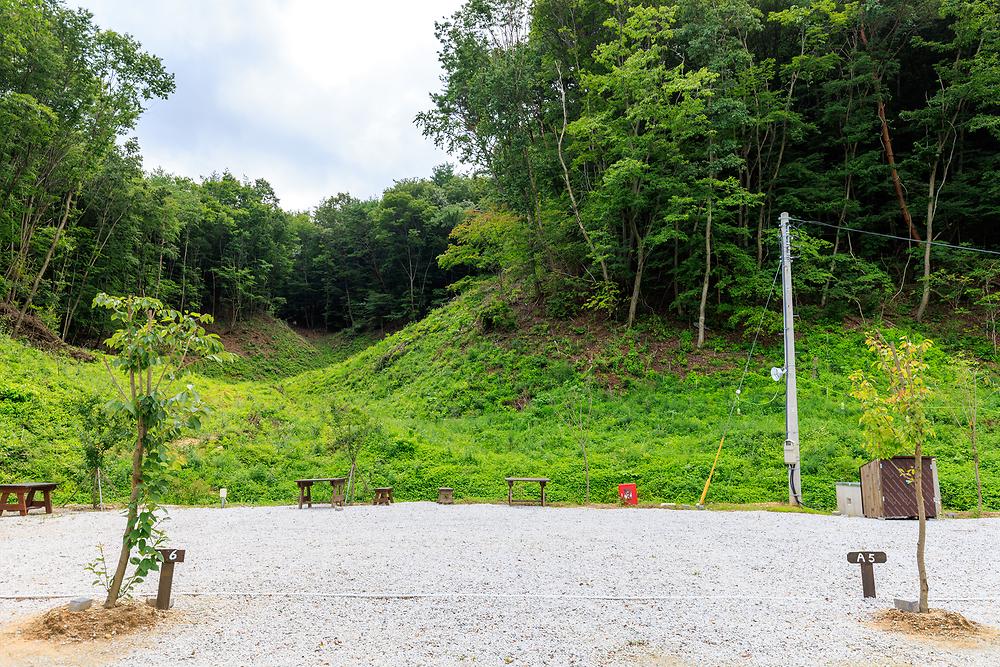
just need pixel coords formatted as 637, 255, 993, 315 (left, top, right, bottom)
779, 212, 802, 505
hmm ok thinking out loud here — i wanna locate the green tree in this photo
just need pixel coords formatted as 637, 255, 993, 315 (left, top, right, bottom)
573, 2, 716, 328
947, 355, 986, 514
0, 0, 173, 333
93, 293, 231, 607
906, 0, 1000, 320
850, 334, 934, 613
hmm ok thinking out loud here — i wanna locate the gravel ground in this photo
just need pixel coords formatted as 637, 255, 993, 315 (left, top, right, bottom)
1, 503, 998, 666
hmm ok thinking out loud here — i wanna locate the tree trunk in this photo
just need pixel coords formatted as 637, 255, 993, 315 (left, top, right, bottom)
878, 99, 921, 243
345, 458, 357, 505
914, 442, 930, 613
556, 63, 610, 283
697, 200, 713, 349
179, 229, 190, 313
971, 377, 983, 514
857, 26, 921, 243
627, 239, 645, 328
345, 286, 355, 329
14, 191, 74, 334
105, 413, 145, 608
821, 145, 856, 308
673, 217, 681, 316
916, 158, 939, 322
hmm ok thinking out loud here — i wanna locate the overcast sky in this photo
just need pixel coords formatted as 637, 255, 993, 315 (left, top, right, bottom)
77, 0, 465, 211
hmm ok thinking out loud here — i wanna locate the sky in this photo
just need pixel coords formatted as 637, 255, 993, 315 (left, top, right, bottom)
77, 0, 465, 211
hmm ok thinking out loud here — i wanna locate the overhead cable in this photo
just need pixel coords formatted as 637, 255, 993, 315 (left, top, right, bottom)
789, 217, 1000, 257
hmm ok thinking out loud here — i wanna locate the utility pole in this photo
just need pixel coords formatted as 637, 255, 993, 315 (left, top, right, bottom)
779, 212, 802, 505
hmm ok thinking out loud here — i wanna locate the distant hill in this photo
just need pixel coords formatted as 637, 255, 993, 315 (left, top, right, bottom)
0, 286, 996, 511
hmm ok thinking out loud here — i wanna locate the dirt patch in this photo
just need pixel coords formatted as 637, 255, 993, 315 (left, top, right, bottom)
23, 601, 165, 643
872, 608, 998, 646
205, 313, 303, 359
0, 302, 94, 361
599, 640, 690, 666
0, 602, 173, 667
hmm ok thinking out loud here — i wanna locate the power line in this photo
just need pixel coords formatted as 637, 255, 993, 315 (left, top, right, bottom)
698, 261, 782, 506
789, 217, 1000, 257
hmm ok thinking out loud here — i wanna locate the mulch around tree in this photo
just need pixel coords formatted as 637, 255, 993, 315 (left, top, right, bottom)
872, 608, 998, 646
23, 601, 166, 643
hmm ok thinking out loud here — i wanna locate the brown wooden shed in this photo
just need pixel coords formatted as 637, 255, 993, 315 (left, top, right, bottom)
860, 457, 940, 519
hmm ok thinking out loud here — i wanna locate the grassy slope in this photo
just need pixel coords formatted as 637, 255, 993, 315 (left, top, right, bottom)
1, 288, 997, 511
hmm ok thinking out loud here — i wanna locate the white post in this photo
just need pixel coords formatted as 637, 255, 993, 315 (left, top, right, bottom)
779, 212, 802, 505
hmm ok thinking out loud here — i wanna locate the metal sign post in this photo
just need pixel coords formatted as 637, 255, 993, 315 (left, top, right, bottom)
779, 212, 802, 505
155, 548, 185, 610
847, 551, 886, 598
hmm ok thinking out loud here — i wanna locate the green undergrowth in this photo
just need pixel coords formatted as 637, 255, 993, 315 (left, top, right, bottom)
1, 286, 997, 512
193, 316, 379, 381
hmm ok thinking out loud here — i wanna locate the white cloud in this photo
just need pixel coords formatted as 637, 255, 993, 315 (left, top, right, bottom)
77, 0, 464, 210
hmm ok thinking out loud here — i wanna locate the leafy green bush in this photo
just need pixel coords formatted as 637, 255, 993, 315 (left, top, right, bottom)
477, 298, 516, 332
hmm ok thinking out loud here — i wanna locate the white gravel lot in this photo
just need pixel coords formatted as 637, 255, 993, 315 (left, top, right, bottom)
1, 503, 998, 666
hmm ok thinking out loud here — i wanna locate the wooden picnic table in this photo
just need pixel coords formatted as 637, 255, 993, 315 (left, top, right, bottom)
373, 487, 393, 505
0, 483, 58, 516
295, 478, 347, 509
505, 477, 549, 506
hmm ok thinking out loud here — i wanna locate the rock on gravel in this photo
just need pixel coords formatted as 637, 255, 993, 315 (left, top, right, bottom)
1, 503, 998, 666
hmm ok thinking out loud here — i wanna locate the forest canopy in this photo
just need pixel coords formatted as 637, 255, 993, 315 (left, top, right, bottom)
2, 0, 1000, 346
419, 0, 1000, 343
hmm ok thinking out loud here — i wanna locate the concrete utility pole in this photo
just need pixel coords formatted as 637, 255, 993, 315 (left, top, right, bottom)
779, 212, 802, 505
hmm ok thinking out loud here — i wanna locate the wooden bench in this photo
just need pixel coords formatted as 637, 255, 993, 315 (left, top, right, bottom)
0, 483, 58, 516
373, 487, 393, 505
295, 478, 347, 509
505, 477, 549, 506
437, 487, 454, 504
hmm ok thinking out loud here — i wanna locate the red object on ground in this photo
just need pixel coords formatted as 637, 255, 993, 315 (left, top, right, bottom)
617, 483, 638, 505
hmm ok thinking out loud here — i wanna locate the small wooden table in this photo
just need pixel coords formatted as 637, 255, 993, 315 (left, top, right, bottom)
373, 487, 393, 505
506, 477, 549, 506
438, 487, 454, 504
0, 483, 58, 516
295, 478, 347, 509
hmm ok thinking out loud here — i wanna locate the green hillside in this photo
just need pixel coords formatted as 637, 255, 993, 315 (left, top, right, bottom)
1, 286, 996, 512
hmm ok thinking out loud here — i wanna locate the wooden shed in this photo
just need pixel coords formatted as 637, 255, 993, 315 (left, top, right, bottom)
860, 457, 940, 519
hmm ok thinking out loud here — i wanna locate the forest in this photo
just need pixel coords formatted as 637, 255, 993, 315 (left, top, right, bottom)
2, 0, 1000, 347
1, 0, 1000, 516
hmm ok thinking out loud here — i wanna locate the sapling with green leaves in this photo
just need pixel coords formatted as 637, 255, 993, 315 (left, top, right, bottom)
850, 334, 934, 613
562, 384, 595, 504
93, 293, 231, 608
324, 402, 386, 504
78, 395, 128, 510
947, 355, 986, 515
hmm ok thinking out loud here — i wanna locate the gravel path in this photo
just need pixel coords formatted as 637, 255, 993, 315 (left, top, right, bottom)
1, 503, 998, 666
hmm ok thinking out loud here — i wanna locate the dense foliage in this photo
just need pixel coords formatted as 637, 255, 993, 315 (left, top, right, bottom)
5, 0, 1000, 345
1, 1, 483, 342
420, 0, 1000, 339
1, 289, 996, 510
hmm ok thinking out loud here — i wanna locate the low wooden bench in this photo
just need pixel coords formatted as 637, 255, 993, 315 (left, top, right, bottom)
295, 478, 347, 509
0, 483, 58, 516
373, 487, 393, 505
437, 487, 454, 504
505, 477, 549, 506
